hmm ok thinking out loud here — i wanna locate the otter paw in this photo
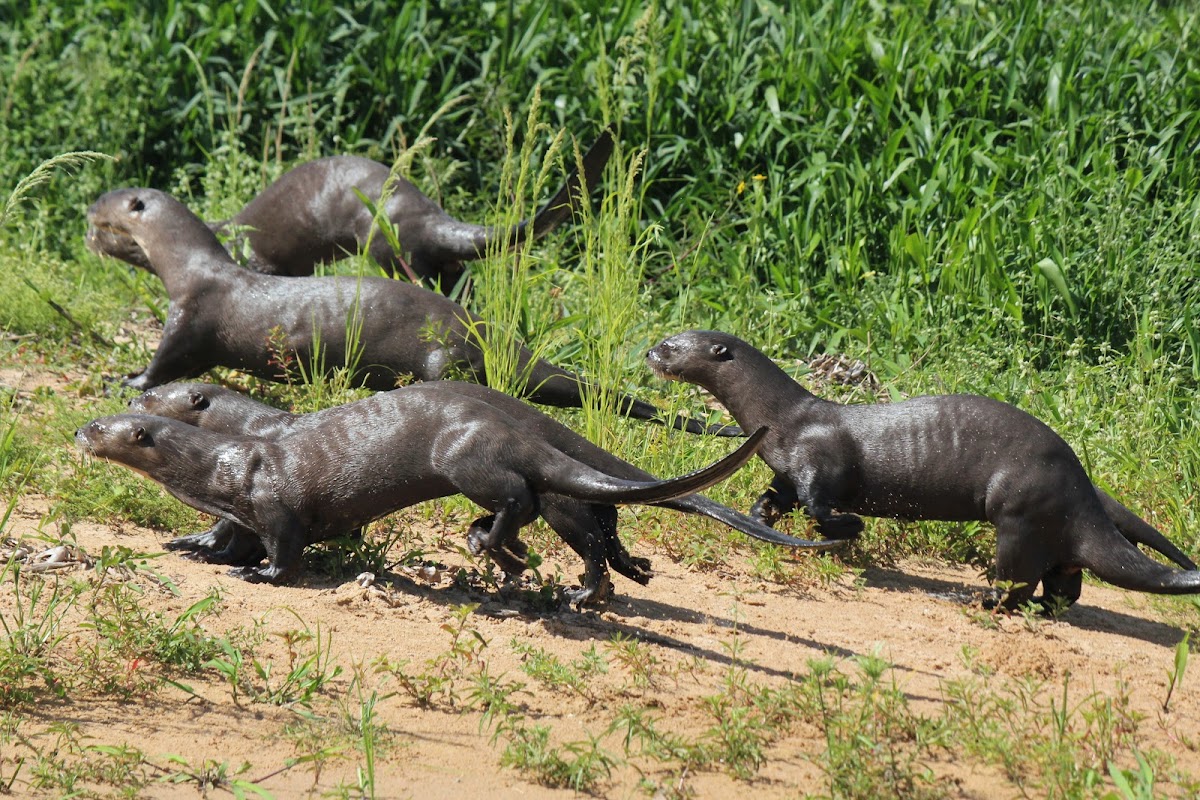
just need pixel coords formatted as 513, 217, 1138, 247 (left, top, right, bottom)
817, 514, 864, 540
165, 532, 223, 552
612, 554, 653, 585
466, 517, 496, 556
749, 496, 782, 528
563, 574, 614, 609
227, 565, 294, 584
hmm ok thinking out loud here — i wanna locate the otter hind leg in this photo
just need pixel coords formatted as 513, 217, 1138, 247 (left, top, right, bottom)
749, 473, 799, 528
1038, 568, 1082, 614
540, 501, 617, 608
989, 522, 1047, 611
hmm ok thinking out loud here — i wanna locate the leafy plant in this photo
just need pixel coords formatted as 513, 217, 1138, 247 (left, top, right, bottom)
1163, 632, 1190, 713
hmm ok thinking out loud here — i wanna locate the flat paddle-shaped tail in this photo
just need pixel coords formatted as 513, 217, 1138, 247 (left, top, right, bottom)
548, 427, 768, 505
665, 495, 850, 550
1080, 531, 1200, 595
1096, 489, 1197, 570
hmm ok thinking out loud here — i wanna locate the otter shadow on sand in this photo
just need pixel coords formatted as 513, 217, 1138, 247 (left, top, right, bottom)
332, 560, 957, 685
859, 565, 1191, 649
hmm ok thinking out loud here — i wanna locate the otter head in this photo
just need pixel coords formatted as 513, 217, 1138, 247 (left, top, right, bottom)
128, 383, 213, 423
85, 188, 223, 273
646, 329, 741, 391
74, 414, 171, 476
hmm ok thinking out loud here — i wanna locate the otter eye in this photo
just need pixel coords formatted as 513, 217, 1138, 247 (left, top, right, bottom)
129, 197, 145, 213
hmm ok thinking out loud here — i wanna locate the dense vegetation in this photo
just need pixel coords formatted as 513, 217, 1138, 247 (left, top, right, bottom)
5, 0, 1199, 360
2, 1, 1199, 795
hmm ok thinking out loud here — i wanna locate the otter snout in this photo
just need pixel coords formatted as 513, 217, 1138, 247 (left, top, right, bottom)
645, 343, 677, 380
74, 421, 100, 455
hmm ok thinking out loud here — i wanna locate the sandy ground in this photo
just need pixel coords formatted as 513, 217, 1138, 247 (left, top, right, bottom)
2, 364, 1200, 799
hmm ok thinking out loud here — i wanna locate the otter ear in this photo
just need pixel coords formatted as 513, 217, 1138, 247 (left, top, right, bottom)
129, 196, 145, 213
710, 343, 730, 360
188, 391, 208, 410
133, 426, 149, 444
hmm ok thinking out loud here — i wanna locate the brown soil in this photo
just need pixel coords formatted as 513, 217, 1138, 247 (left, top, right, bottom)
2, 365, 1199, 799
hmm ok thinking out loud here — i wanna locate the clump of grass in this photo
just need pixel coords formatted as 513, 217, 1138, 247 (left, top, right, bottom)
468, 93, 569, 399
498, 724, 616, 792
204, 612, 342, 709
374, 603, 488, 709
941, 672, 1144, 796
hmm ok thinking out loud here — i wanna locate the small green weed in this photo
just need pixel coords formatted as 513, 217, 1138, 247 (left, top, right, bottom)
1163, 632, 1190, 713
498, 724, 615, 793
205, 615, 341, 708
512, 639, 604, 705
375, 603, 487, 708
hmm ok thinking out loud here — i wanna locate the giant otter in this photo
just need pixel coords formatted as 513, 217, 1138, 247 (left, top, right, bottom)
647, 329, 1200, 611
210, 131, 614, 288
76, 387, 766, 589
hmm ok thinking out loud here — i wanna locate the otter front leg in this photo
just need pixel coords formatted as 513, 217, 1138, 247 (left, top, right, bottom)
125, 305, 210, 391
792, 468, 864, 540
809, 505, 864, 540
231, 513, 305, 585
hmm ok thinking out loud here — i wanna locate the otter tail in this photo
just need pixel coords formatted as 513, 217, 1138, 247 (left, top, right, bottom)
518, 356, 744, 436
663, 495, 848, 550
1095, 488, 1197, 570
427, 130, 614, 260
541, 428, 766, 505
1079, 528, 1200, 595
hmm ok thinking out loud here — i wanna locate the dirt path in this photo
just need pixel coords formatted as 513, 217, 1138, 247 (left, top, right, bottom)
4, 491, 1199, 798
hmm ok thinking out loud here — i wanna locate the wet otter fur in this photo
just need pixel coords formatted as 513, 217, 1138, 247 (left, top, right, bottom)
128, 381, 844, 605
647, 329, 1200, 611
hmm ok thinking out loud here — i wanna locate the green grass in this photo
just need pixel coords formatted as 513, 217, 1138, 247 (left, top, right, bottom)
2, 0, 1200, 794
